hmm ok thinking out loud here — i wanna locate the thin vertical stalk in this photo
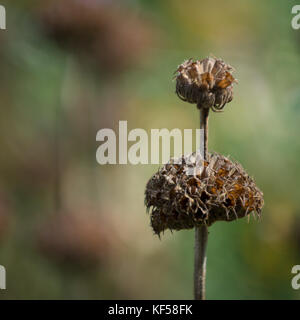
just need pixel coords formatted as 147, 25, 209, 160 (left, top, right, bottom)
199, 108, 209, 160
54, 57, 73, 213
54, 85, 62, 212
194, 107, 209, 300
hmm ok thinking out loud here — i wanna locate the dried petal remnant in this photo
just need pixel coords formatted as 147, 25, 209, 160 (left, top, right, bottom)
145, 153, 264, 235
175, 57, 237, 111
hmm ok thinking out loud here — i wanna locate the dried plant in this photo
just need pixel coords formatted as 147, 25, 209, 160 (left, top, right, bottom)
175, 57, 237, 112
145, 152, 264, 235
145, 56, 263, 300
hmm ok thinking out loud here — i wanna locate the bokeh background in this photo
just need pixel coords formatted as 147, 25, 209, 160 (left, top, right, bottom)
0, 0, 300, 299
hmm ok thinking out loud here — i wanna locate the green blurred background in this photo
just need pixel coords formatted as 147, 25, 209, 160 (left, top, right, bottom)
0, 0, 300, 299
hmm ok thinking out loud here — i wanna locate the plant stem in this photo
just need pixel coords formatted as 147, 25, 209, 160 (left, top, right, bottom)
194, 225, 208, 299
194, 107, 209, 300
199, 108, 209, 159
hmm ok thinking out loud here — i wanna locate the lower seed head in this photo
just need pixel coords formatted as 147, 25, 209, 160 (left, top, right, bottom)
145, 152, 264, 236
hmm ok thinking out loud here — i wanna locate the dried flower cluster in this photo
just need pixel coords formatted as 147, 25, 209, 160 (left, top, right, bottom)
145, 152, 263, 235
175, 57, 237, 111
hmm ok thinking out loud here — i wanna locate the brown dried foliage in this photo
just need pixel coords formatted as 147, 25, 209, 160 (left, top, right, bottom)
175, 57, 237, 111
145, 152, 264, 235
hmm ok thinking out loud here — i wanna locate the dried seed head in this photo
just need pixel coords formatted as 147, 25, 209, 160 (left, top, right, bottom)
174, 57, 237, 112
145, 152, 264, 236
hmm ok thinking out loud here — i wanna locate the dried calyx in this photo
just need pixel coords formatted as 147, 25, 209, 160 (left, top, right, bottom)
145, 152, 264, 236
175, 57, 237, 111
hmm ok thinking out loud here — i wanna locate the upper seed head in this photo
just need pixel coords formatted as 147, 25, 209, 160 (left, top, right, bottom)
174, 57, 237, 111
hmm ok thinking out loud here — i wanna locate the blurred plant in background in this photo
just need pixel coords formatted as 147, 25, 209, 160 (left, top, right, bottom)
0, 0, 300, 299
0, 191, 12, 243
37, 210, 119, 267
37, 0, 156, 73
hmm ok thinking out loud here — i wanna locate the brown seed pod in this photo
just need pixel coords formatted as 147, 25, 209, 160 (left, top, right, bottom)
174, 57, 237, 111
145, 152, 264, 236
